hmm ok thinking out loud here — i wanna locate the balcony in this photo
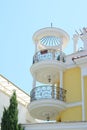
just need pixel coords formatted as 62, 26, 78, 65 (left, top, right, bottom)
33, 49, 65, 64
30, 85, 66, 102
30, 50, 66, 84
28, 85, 67, 120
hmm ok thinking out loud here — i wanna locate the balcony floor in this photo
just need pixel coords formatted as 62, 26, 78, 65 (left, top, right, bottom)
28, 99, 66, 120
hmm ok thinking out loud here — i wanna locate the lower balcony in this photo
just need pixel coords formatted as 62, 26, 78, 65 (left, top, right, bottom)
28, 85, 67, 121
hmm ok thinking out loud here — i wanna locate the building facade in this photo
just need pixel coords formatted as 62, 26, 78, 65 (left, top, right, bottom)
0, 27, 87, 130
0, 74, 36, 128
25, 27, 87, 130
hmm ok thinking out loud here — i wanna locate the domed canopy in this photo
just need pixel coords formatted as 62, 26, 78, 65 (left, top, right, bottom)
40, 35, 61, 47
33, 27, 70, 50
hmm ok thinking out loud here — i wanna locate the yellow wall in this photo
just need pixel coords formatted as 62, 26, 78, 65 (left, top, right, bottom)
63, 67, 81, 103
84, 76, 87, 121
61, 106, 82, 122
56, 67, 82, 122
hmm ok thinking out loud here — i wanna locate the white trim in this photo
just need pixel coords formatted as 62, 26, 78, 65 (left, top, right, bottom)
67, 101, 82, 108
23, 122, 87, 130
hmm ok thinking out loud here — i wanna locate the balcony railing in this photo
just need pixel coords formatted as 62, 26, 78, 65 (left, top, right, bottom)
30, 85, 67, 102
33, 49, 65, 64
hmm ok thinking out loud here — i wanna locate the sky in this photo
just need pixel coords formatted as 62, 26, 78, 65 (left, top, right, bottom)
0, 0, 87, 94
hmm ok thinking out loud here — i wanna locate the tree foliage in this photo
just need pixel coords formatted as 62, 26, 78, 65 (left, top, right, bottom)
1, 91, 24, 130
8, 91, 18, 130
1, 107, 9, 130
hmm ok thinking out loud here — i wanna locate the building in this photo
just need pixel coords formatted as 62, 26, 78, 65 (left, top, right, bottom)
0, 26, 87, 130
0, 74, 36, 127
23, 27, 87, 130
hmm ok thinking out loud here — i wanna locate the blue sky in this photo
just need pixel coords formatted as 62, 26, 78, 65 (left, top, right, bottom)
0, 0, 87, 94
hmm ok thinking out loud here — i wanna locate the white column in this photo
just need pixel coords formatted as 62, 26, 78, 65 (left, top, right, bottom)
60, 71, 63, 88
32, 75, 36, 88
81, 67, 85, 121
72, 34, 78, 52
52, 51, 55, 60
35, 40, 38, 53
60, 41, 63, 61
80, 28, 87, 50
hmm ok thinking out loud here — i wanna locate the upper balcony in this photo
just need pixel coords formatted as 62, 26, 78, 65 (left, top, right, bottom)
33, 49, 66, 64
28, 85, 67, 121
30, 49, 66, 84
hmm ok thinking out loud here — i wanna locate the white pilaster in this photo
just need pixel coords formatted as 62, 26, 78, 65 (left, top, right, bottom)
60, 71, 63, 88
81, 67, 85, 121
